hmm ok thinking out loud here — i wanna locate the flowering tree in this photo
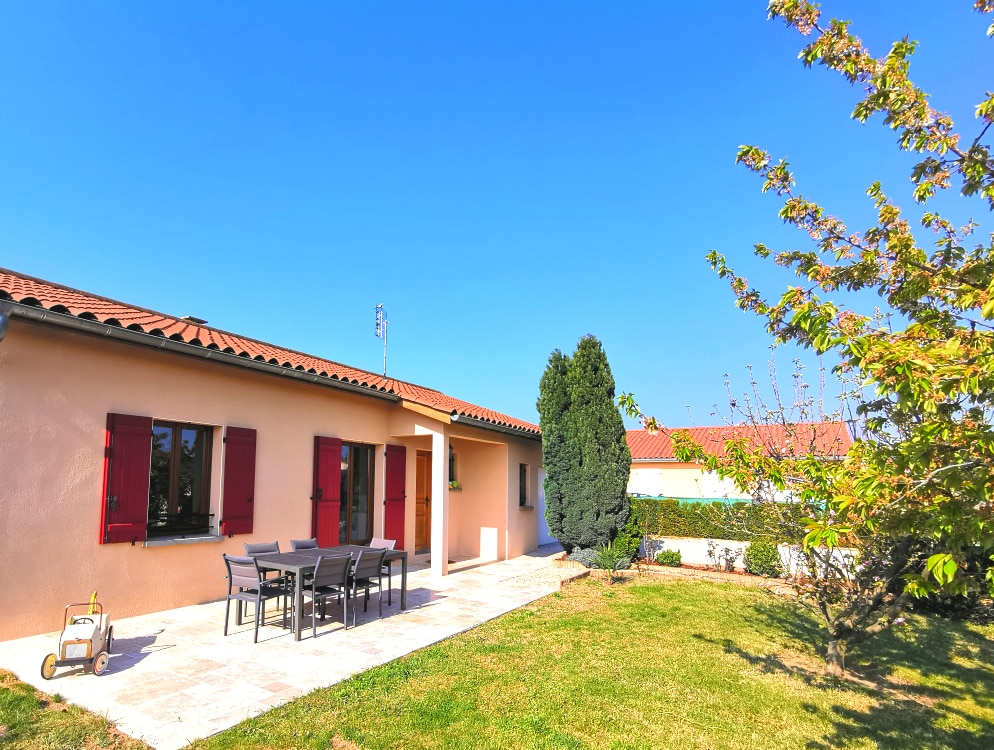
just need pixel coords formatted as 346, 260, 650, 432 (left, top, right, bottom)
654, 360, 925, 674
622, 0, 994, 673
716, 0, 994, 598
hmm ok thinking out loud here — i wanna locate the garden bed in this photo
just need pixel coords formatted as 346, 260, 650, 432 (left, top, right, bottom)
553, 551, 797, 590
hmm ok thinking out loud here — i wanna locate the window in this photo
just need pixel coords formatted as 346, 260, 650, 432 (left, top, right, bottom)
519, 463, 529, 507
101, 413, 256, 544
148, 421, 213, 537
449, 444, 456, 484
339, 443, 375, 545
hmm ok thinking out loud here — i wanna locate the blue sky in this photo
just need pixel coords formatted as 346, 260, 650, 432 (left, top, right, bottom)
1, 2, 990, 429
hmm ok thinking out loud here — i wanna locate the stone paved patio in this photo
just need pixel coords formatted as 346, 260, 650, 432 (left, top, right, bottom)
0, 544, 577, 750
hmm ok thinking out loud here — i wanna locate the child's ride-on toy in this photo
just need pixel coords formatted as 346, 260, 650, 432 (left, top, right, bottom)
41, 598, 113, 679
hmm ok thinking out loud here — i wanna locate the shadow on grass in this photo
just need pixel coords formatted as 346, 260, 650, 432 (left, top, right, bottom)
703, 596, 994, 750
802, 699, 991, 750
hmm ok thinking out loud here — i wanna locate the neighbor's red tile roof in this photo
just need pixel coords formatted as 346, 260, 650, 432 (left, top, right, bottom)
627, 422, 851, 460
0, 267, 539, 436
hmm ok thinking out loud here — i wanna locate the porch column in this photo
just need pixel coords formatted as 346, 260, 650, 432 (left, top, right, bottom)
430, 428, 450, 577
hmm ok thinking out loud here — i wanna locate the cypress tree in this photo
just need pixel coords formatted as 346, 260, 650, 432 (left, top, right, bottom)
537, 349, 573, 548
537, 335, 631, 553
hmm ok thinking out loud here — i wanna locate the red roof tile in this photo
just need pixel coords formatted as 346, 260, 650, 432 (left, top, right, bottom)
627, 422, 852, 461
0, 267, 539, 436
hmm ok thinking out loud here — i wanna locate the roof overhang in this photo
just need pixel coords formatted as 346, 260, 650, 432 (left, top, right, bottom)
401, 400, 452, 423
451, 413, 541, 441
5, 301, 402, 403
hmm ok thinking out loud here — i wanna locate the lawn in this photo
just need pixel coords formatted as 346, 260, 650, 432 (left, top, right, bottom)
2, 577, 992, 749
190, 577, 993, 750
0, 669, 150, 749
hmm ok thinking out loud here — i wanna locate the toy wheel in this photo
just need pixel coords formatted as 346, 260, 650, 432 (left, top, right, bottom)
41, 653, 57, 680
106, 626, 114, 654
92, 651, 109, 676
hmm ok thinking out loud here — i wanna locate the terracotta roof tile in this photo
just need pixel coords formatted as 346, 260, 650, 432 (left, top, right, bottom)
0, 267, 539, 436
627, 422, 851, 460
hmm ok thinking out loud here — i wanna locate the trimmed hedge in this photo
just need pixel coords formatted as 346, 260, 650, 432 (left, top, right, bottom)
650, 498, 806, 543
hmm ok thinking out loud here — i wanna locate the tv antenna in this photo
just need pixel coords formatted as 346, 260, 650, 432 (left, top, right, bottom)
374, 304, 388, 377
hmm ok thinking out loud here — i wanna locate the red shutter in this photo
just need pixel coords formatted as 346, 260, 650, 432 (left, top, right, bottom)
312, 436, 342, 547
100, 413, 153, 545
384, 443, 406, 551
220, 426, 257, 536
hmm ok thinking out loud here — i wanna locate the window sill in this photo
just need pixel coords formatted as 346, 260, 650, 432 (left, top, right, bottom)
144, 534, 225, 548
518, 505, 535, 511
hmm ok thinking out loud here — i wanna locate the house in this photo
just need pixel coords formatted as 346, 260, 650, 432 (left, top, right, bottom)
626, 422, 852, 501
0, 267, 542, 640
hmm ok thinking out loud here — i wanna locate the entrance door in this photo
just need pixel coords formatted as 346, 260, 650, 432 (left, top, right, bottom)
312, 436, 342, 547
415, 451, 431, 552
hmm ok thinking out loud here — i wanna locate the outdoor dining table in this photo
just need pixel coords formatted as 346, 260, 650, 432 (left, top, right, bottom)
255, 545, 408, 641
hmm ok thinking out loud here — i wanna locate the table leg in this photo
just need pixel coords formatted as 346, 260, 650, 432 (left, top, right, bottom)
400, 555, 407, 610
294, 573, 304, 641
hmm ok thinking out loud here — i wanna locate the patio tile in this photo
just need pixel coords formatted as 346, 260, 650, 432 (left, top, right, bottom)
0, 544, 567, 750
111, 673, 201, 705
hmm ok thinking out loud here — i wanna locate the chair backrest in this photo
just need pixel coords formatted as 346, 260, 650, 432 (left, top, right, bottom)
311, 554, 351, 589
352, 548, 386, 580
369, 537, 396, 550
223, 554, 261, 591
244, 541, 280, 556
290, 538, 319, 551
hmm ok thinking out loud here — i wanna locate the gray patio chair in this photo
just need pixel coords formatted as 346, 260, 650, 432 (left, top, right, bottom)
290, 538, 319, 551
348, 547, 387, 625
369, 537, 397, 606
244, 541, 281, 556
243, 541, 288, 612
302, 554, 352, 637
222, 554, 291, 643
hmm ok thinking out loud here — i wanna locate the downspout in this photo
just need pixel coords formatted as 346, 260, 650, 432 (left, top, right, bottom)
0, 300, 11, 342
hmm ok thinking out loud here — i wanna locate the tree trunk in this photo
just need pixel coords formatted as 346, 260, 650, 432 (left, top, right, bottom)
825, 637, 846, 675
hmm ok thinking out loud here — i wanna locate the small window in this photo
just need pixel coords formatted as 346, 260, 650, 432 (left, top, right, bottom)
449, 444, 457, 484
519, 463, 528, 507
148, 421, 213, 537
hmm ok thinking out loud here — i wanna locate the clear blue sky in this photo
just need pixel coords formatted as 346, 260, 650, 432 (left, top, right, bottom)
1, 2, 990, 428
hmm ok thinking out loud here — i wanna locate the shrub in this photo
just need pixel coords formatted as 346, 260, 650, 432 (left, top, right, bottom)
656, 549, 682, 567
654, 498, 807, 542
743, 540, 785, 578
566, 548, 599, 568
613, 513, 642, 561
592, 542, 631, 584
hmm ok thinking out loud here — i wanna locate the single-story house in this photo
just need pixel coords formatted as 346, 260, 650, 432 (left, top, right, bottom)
0, 267, 542, 640
625, 422, 852, 501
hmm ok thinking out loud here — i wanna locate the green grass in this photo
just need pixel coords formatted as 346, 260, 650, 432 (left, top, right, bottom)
0, 669, 150, 749
187, 578, 994, 750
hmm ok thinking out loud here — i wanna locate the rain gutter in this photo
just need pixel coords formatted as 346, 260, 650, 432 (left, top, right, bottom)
450, 413, 540, 441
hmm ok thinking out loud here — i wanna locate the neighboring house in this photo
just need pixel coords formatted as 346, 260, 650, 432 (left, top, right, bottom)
626, 423, 852, 501
0, 267, 542, 640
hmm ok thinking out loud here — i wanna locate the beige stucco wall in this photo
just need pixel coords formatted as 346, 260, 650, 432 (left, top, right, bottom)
0, 320, 540, 639
506, 439, 540, 558
447, 438, 506, 560
627, 462, 751, 500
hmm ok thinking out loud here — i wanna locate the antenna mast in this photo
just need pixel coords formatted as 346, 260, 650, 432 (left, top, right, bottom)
374, 304, 388, 377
